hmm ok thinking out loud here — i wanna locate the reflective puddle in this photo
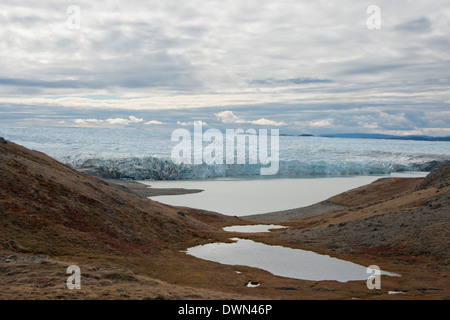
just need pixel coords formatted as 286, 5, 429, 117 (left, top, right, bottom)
185, 238, 400, 282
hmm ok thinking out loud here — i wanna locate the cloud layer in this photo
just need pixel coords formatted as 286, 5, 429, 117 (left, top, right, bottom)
216, 110, 286, 126
0, 0, 449, 135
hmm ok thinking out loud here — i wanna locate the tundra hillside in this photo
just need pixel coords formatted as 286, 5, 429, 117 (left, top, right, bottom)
0, 137, 449, 300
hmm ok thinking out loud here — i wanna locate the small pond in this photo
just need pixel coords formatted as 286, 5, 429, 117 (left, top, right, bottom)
185, 238, 400, 283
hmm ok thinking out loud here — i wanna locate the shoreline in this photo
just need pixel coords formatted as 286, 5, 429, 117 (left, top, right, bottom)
101, 173, 450, 299
102, 178, 359, 222
130, 175, 396, 217
103, 178, 204, 198
242, 200, 347, 222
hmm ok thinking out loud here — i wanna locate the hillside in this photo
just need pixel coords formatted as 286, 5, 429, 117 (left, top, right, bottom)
0, 137, 256, 299
1, 137, 449, 300
268, 162, 450, 265
0, 137, 238, 257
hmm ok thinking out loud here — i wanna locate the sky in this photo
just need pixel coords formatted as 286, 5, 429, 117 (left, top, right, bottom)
0, 0, 449, 136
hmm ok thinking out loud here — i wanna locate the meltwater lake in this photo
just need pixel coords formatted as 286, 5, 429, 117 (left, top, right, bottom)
185, 237, 400, 282
182, 221, 401, 283
143, 172, 429, 216
154, 175, 413, 282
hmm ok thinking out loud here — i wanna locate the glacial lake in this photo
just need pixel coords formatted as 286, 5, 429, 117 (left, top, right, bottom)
185, 238, 401, 283
144, 172, 428, 216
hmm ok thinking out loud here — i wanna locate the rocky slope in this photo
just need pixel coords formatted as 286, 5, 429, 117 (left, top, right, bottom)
0, 137, 238, 258
272, 162, 450, 265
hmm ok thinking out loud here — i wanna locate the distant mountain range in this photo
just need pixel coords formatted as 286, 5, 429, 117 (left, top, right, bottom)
279, 133, 450, 141
318, 133, 450, 141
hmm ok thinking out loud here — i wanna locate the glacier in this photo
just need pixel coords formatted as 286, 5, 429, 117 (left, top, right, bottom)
68, 155, 447, 180
1, 125, 449, 180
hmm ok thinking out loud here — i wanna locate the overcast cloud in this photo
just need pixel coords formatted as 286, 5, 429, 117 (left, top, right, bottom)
0, 0, 449, 135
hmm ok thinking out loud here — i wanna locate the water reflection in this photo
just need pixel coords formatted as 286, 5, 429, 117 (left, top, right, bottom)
186, 238, 400, 283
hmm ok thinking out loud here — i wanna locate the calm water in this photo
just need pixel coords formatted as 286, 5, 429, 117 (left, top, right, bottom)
185, 238, 400, 282
143, 172, 428, 216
